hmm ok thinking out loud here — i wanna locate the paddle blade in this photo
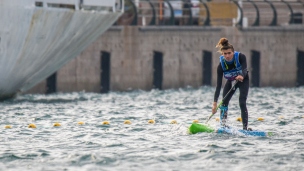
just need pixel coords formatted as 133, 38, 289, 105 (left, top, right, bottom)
189, 123, 215, 134
267, 132, 274, 136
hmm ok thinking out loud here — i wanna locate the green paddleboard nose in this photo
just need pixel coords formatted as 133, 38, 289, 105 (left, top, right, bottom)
189, 123, 215, 134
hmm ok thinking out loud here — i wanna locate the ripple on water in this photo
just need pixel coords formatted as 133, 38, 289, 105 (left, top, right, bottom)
0, 87, 304, 170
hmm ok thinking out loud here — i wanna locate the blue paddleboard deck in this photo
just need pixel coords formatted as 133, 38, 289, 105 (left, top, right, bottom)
189, 123, 273, 137
217, 126, 270, 137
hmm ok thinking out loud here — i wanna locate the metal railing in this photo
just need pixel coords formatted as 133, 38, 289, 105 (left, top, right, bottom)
241, 0, 304, 26
33, 0, 124, 12
114, 0, 304, 27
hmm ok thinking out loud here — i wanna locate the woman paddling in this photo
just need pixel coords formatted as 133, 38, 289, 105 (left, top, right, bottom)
212, 38, 251, 130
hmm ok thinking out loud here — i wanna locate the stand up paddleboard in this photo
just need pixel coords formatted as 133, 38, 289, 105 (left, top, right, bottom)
189, 123, 273, 137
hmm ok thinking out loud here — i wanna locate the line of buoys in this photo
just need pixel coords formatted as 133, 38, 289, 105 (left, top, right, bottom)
4, 116, 292, 129
193, 117, 269, 124
214, 117, 267, 122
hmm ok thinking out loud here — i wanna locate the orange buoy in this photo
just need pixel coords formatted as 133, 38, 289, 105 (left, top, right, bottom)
53, 122, 61, 127
28, 123, 36, 128
4, 125, 12, 129
148, 120, 155, 124
192, 120, 199, 123
236, 117, 242, 122
170, 120, 177, 124
124, 120, 132, 124
102, 121, 110, 125
78, 121, 85, 125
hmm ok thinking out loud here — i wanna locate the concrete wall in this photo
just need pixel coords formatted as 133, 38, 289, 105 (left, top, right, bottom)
27, 25, 304, 94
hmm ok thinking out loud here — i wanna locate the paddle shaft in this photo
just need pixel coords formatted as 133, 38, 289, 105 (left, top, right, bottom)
205, 81, 238, 123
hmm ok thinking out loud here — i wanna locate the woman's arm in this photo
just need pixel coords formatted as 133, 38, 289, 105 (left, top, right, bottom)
214, 64, 223, 102
212, 64, 223, 114
239, 53, 248, 78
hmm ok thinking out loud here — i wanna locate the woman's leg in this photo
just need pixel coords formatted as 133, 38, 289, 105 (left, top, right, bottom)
222, 81, 237, 106
238, 78, 250, 130
220, 81, 237, 125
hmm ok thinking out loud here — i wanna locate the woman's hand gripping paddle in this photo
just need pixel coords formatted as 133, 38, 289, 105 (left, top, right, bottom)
205, 81, 238, 124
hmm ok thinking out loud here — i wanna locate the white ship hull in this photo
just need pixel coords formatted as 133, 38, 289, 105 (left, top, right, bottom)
0, 0, 122, 99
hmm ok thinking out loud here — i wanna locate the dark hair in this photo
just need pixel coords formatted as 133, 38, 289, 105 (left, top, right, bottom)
216, 38, 234, 53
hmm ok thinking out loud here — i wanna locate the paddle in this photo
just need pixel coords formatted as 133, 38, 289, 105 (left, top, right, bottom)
205, 80, 238, 124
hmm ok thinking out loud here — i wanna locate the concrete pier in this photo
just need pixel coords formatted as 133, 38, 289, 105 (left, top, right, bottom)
28, 25, 304, 94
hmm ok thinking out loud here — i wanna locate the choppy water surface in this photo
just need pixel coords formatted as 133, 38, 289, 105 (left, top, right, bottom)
0, 87, 304, 171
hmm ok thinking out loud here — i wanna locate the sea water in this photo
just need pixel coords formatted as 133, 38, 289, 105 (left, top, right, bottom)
0, 86, 304, 171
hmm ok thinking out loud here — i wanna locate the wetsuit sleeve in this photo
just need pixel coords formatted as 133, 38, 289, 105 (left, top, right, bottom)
214, 63, 223, 102
239, 53, 248, 78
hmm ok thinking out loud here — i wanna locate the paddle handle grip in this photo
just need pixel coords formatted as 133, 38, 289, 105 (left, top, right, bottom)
206, 101, 223, 123
205, 81, 238, 124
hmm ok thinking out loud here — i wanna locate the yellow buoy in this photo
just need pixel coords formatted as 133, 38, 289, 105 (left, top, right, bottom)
53, 122, 61, 127
170, 120, 177, 124
5, 125, 12, 129
257, 117, 264, 121
236, 117, 242, 122
192, 120, 199, 123
124, 120, 132, 125
215, 117, 220, 122
148, 120, 155, 124
77, 121, 85, 125
278, 116, 284, 119
28, 123, 36, 128
102, 121, 110, 125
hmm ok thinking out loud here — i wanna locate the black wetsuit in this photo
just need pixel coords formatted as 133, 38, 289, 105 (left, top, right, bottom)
214, 53, 249, 129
